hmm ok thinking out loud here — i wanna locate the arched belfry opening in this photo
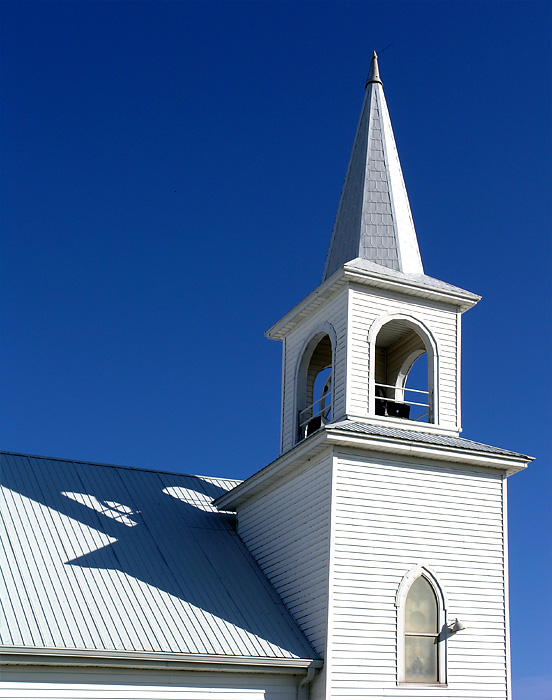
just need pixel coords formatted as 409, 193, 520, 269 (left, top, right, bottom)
372, 319, 435, 423
296, 332, 333, 442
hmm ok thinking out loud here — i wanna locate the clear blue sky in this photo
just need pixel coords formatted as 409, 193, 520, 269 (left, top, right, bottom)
1, 1, 550, 695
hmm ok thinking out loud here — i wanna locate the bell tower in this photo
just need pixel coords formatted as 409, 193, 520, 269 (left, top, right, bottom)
216, 53, 531, 699
268, 52, 479, 456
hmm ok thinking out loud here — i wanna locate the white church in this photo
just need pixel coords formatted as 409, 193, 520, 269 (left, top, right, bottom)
1, 53, 532, 699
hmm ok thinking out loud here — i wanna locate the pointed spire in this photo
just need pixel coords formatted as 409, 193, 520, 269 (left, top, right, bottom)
365, 50, 382, 86
323, 55, 424, 281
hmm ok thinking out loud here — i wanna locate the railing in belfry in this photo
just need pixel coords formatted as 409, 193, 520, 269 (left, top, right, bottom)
298, 391, 332, 439
374, 382, 430, 422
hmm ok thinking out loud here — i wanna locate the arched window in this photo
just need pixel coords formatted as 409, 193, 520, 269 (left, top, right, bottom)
404, 576, 440, 682
370, 317, 437, 424
396, 566, 447, 685
295, 330, 334, 442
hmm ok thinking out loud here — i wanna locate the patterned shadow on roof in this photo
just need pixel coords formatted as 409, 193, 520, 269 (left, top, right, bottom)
0, 452, 317, 659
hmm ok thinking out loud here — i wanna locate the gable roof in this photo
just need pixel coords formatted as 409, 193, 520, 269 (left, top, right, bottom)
0, 452, 318, 663
323, 52, 424, 281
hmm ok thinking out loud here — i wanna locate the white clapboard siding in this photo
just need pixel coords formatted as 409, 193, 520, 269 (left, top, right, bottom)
327, 451, 507, 698
237, 451, 333, 661
0, 668, 298, 700
348, 286, 460, 429
280, 288, 348, 453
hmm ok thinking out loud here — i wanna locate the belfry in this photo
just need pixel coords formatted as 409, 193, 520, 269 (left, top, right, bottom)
265, 52, 480, 453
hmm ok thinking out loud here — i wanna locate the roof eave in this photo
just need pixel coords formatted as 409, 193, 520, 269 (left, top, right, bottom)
265, 271, 347, 340
215, 427, 532, 512
0, 646, 322, 673
325, 427, 533, 475
342, 264, 480, 312
214, 431, 330, 510
265, 264, 480, 342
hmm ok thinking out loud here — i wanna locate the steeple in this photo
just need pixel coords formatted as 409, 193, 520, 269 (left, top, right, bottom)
323, 52, 424, 281
217, 59, 531, 700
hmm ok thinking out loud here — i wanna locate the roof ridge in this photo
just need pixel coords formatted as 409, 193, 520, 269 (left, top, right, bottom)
0, 450, 240, 482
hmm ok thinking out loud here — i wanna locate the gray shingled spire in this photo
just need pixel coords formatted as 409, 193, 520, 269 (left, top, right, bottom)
323, 52, 424, 281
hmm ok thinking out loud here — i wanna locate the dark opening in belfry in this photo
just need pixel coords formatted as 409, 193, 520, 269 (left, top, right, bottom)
297, 333, 333, 441
374, 320, 432, 423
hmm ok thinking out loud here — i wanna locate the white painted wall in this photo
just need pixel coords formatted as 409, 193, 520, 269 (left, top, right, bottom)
0, 667, 299, 700
278, 279, 461, 455
234, 438, 510, 699
237, 451, 333, 700
328, 449, 508, 698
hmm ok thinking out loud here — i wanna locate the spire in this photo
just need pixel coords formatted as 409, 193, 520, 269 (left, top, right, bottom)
365, 49, 382, 86
322, 53, 423, 281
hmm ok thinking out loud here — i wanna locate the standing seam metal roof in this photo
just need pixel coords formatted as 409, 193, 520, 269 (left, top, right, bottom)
0, 452, 318, 660
329, 421, 531, 458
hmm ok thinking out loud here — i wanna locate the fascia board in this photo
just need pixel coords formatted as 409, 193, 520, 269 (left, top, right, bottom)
342, 267, 481, 312
265, 275, 347, 340
214, 433, 329, 510
325, 430, 532, 475
0, 647, 322, 674
215, 424, 532, 512
265, 266, 480, 342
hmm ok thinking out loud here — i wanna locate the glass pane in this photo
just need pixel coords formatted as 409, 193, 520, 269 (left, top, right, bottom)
405, 576, 438, 633
405, 635, 438, 682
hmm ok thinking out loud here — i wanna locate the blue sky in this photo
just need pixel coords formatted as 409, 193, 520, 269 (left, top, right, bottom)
1, 0, 551, 693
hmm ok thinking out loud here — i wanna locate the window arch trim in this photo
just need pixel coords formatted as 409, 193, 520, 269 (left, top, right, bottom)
395, 562, 448, 609
294, 322, 337, 443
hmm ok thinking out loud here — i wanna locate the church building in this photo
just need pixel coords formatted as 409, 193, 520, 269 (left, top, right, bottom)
1, 53, 532, 699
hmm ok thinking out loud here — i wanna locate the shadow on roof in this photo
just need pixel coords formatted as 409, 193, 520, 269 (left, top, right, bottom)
1, 452, 317, 659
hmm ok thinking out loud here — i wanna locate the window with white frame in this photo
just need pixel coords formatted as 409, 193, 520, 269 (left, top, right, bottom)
396, 567, 447, 685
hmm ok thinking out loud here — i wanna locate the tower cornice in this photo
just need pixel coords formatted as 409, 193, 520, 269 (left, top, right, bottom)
266, 262, 479, 341
214, 425, 532, 512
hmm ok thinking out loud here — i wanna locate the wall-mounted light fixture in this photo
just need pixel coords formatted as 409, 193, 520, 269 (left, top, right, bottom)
447, 618, 466, 634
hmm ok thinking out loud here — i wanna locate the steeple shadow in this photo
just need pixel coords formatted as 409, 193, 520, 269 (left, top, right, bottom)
1, 452, 317, 659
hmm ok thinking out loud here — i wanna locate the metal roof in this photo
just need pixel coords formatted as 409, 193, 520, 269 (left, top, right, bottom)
329, 420, 532, 459
0, 452, 318, 661
323, 52, 424, 281
344, 257, 480, 299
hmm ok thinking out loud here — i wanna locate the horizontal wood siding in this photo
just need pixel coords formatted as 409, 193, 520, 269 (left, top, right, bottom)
329, 451, 507, 698
0, 667, 298, 699
281, 289, 348, 454
237, 452, 332, 662
348, 287, 459, 429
